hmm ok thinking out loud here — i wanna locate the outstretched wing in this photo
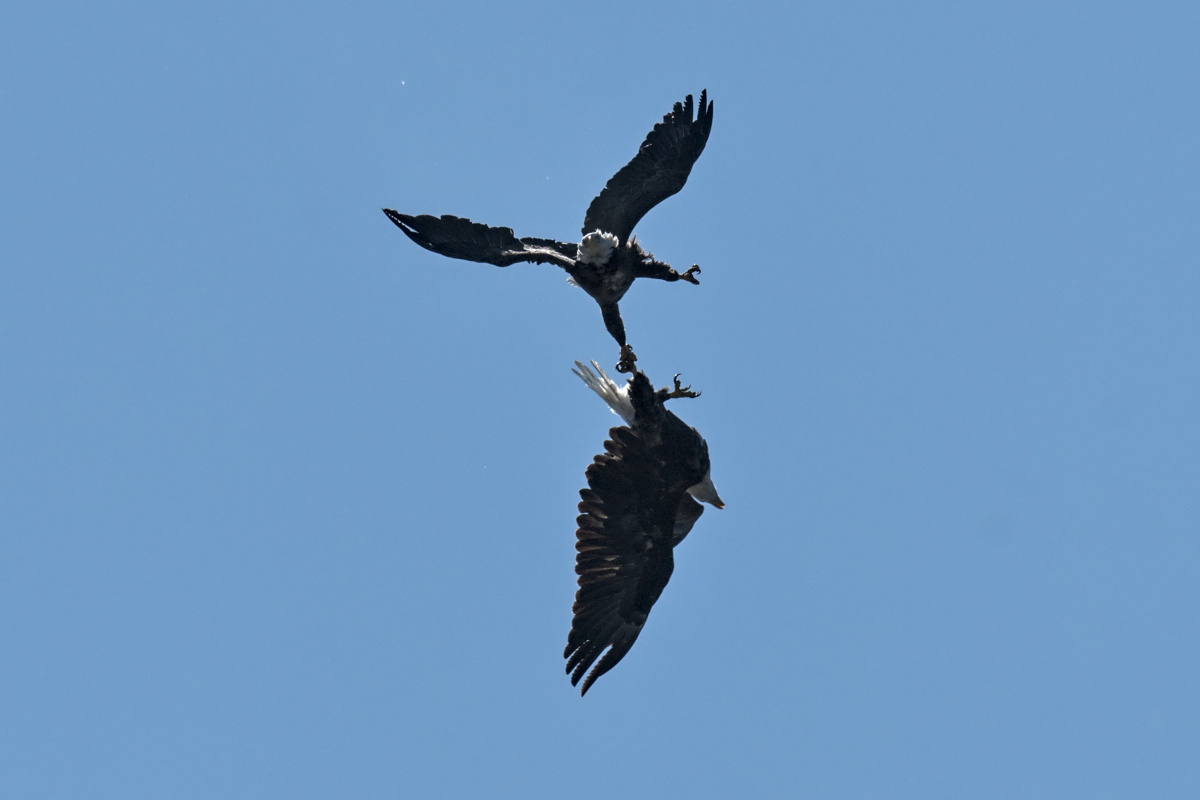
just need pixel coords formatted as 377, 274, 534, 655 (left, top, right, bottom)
582, 90, 714, 243
383, 210, 577, 269
565, 426, 679, 696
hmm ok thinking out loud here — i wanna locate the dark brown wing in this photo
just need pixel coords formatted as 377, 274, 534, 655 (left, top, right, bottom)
672, 494, 706, 546
383, 210, 577, 269
565, 426, 680, 696
582, 90, 714, 243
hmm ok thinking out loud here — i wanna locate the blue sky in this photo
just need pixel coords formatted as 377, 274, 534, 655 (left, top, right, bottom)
3, 1, 1198, 797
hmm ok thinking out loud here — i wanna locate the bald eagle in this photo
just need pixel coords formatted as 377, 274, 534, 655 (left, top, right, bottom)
383, 91, 713, 372
565, 361, 724, 695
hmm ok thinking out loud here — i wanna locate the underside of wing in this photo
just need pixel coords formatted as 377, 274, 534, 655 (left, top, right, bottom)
672, 493, 705, 546
383, 210, 577, 269
582, 90, 714, 243
566, 426, 677, 695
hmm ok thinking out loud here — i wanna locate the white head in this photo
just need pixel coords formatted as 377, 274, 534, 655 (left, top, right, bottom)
687, 470, 725, 509
577, 230, 619, 266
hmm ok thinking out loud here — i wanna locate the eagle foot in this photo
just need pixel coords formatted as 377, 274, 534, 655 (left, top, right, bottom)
664, 373, 700, 399
680, 265, 701, 285
616, 344, 638, 374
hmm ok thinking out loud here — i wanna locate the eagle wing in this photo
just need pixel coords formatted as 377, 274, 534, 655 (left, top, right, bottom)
671, 493, 706, 546
383, 210, 577, 269
582, 90, 714, 244
565, 426, 682, 695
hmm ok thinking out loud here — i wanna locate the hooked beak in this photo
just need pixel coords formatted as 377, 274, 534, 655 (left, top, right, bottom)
687, 472, 725, 509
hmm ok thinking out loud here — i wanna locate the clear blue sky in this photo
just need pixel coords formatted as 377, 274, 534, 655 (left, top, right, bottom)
3, 1, 1198, 797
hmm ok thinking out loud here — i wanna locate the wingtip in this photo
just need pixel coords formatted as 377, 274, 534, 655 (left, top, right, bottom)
382, 208, 416, 235
699, 89, 713, 126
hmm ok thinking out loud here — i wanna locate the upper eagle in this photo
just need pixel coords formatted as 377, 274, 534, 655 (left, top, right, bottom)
565, 361, 724, 695
383, 91, 714, 372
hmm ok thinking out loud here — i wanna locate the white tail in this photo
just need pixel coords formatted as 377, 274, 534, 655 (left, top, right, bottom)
572, 360, 635, 425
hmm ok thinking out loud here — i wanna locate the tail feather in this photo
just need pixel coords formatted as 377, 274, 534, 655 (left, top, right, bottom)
572, 361, 635, 425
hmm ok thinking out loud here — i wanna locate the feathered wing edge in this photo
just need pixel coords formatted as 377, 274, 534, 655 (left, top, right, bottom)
382, 210, 577, 269
581, 90, 714, 243
565, 426, 674, 695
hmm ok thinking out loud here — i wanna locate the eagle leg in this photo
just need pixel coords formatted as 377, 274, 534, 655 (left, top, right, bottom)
634, 260, 701, 285
616, 343, 638, 374
662, 373, 700, 399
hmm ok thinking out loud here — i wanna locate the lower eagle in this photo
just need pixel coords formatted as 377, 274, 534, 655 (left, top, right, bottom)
566, 361, 724, 695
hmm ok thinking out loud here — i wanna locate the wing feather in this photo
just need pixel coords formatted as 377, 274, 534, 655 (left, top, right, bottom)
672, 493, 706, 545
564, 426, 679, 695
582, 90, 714, 243
383, 210, 577, 269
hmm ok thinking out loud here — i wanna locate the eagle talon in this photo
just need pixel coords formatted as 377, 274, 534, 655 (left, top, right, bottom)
616, 344, 638, 374
680, 265, 701, 285
665, 373, 701, 399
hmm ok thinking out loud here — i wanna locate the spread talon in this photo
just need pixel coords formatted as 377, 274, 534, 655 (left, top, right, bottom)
616, 344, 638, 374
680, 265, 701, 285
665, 373, 700, 398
